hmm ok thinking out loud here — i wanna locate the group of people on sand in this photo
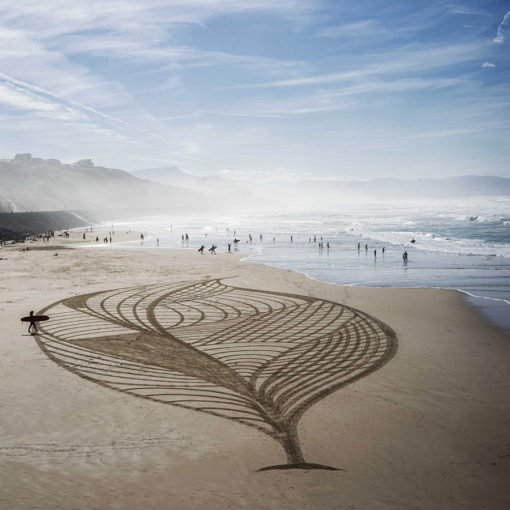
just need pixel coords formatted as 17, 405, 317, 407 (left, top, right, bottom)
185, 229, 415, 262
198, 244, 216, 255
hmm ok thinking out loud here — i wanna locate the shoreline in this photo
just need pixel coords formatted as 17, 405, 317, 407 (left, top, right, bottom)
1, 236, 509, 509
237, 251, 510, 335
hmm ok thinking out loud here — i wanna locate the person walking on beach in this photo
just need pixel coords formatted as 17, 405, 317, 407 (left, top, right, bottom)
157, 238, 159, 247
209, 245, 217, 254
382, 247, 385, 255
228, 243, 231, 253
198, 245, 205, 254
27, 311, 38, 335
374, 249, 377, 257
357, 242, 360, 251
403, 251, 408, 261
291, 235, 293, 243
365, 243, 368, 251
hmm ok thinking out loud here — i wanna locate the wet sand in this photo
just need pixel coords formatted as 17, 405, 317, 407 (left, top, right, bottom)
0, 230, 509, 509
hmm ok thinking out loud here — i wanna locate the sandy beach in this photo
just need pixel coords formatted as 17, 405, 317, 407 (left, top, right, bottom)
1, 230, 509, 510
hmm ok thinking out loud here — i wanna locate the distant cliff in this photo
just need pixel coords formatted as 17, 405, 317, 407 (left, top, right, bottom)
0, 210, 90, 241
0, 154, 206, 213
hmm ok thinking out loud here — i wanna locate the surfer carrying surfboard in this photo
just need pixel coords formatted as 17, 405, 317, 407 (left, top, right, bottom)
20, 311, 49, 335
28, 311, 38, 335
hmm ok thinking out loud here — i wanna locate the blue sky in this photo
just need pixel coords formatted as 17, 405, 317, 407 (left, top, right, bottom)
0, 0, 508, 180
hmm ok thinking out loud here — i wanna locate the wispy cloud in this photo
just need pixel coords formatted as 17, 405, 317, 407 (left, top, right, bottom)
0, 81, 87, 121
238, 42, 485, 88
494, 11, 510, 43
52, 34, 306, 77
0, 73, 173, 143
447, 4, 491, 16
318, 19, 387, 39
482, 62, 496, 68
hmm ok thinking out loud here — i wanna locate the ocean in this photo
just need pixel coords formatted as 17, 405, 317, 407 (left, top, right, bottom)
109, 197, 510, 333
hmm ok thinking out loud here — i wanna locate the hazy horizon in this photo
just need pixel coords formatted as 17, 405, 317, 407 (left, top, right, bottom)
0, 1, 509, 181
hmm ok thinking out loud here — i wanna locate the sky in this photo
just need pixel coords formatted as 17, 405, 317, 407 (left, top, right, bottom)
0, 0, 509, 180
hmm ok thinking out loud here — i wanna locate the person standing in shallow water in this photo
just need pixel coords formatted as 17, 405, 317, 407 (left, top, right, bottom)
28, 311, 38, 335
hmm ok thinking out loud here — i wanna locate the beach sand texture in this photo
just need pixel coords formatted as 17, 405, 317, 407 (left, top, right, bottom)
0, 231, 509, 509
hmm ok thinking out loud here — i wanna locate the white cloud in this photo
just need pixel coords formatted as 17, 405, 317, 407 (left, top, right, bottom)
482, 62, 496, 68
493, 11, 510, 43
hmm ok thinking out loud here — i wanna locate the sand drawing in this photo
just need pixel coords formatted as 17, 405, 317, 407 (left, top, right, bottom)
36, 279, 396, 470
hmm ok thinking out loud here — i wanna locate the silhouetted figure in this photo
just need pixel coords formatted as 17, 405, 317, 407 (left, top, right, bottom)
249, 234, 252, 243
228, 243, 232, 253
198, 245, 205, 254
357, 242, 360, 251
382, 247, 385, 254
403, 251, 408, 261
411, 238, 416, 244
374, 249, 377, 257
156, 238, 159, 247
313, 235, 316, 243
291, 235, 293, 243
209, 245, 217, 254
185, 233, 189, 241
273, 237, 276, 242
82, 233, 86, 240
109, 236, 112, 243
327, 242, 330, 249
260, 234, 262, 241
96, 236, 99, 242
28, 311, 38, 335
181, 234, 184, 241
233, 238, 240, 245
365, 244, 368, 251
